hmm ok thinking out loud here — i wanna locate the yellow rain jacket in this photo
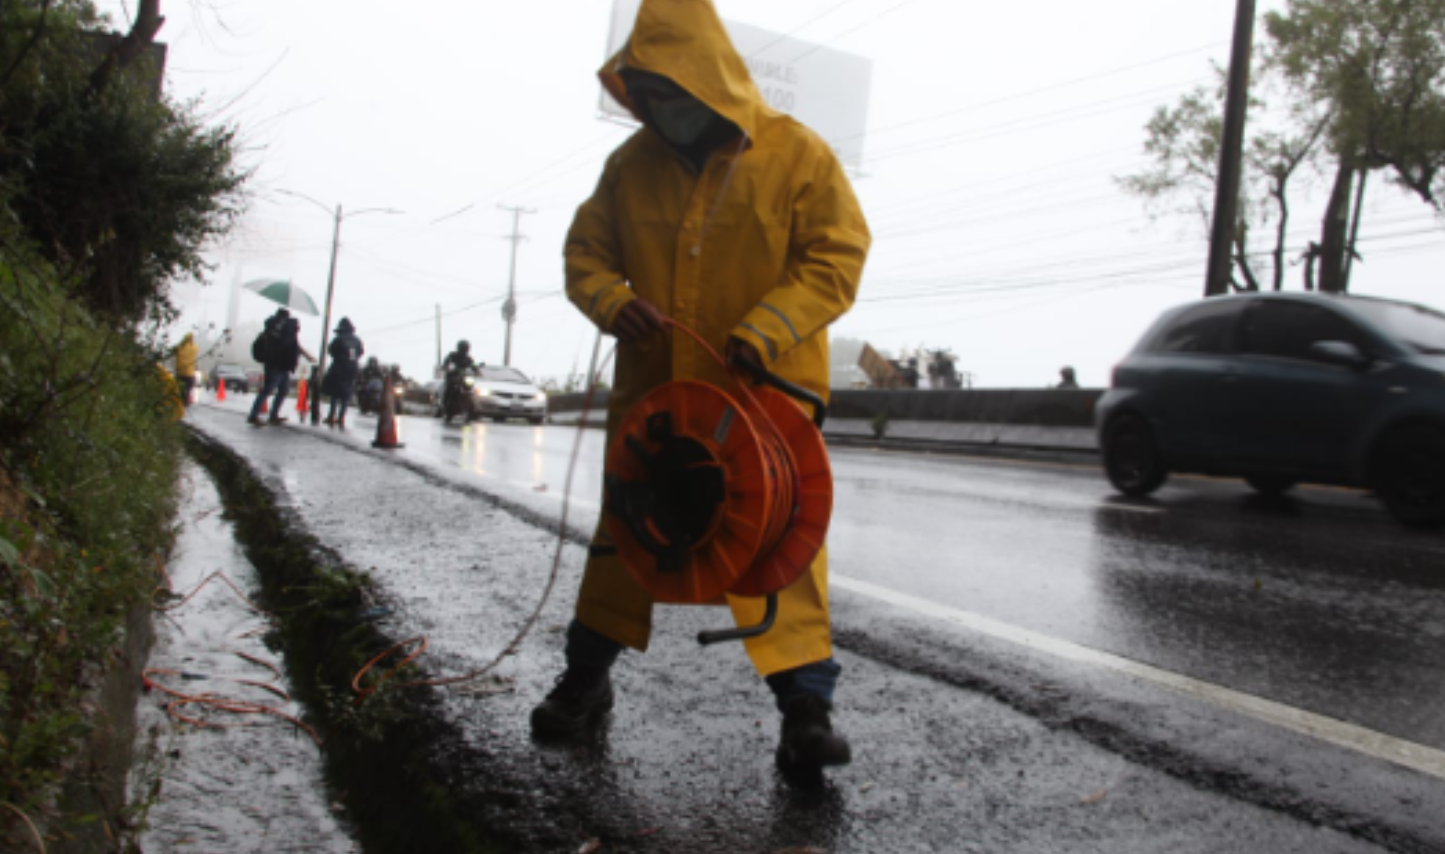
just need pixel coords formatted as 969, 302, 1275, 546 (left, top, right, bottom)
173, 334, 198, 379
564, 0, 870, 676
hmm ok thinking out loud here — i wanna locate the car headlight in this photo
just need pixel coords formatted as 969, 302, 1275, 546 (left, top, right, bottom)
474, 387, 490, 397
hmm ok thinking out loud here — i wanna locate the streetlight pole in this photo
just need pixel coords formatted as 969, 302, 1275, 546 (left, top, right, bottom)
276, 189, 402, 425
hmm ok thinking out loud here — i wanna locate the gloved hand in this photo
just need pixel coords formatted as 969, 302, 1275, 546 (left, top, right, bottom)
611, 299, 668, 343
724, 337, 764, 374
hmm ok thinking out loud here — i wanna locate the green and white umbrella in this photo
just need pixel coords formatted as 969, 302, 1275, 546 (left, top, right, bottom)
242, 278, 320, 316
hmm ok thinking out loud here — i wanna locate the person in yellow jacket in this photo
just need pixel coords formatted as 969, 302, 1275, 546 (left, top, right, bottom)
533, 0, 870, 778
172, 332, 199, 408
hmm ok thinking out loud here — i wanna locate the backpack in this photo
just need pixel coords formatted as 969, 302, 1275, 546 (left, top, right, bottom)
251, 319, 283, 362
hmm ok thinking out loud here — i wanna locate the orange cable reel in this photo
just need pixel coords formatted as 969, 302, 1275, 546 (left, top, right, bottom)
601, 320, 834, 643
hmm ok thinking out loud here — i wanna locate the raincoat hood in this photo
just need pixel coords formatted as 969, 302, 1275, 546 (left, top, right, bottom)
601, 0, 765, 142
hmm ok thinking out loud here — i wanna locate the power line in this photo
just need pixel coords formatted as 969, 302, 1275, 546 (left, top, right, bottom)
850, 41, 1227, 144
746, 0, 870, 57
788, 0, 928, 64
865, 78, 1207, 164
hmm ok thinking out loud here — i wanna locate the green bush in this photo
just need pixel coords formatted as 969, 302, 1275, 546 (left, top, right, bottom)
0, 238, 182, 843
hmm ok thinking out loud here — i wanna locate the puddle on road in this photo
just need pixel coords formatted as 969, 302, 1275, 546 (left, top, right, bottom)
130, 461, 360, 853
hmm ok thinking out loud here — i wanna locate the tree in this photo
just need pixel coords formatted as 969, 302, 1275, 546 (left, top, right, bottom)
0, 0, 247, 326
1120, 0, 1445, 293
1267, 0, 1445, 210
1118, 65, 1329, 292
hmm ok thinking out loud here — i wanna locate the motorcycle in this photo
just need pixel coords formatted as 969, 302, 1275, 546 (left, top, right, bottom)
438, 371, 476, 424
358, 376, 386, 415
388, 372, 408, 415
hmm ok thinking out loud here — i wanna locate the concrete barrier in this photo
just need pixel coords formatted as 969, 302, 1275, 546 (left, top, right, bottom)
548, 388, 1104, 453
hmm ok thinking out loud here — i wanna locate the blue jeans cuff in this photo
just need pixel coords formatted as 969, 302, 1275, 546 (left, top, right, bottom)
765, 657, 842, 711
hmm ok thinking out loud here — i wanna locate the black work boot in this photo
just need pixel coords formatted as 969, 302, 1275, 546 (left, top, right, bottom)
530, 664, 614, 739
776, 694, 851, 776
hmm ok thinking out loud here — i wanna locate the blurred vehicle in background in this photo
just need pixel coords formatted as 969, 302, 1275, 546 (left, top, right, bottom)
471, 365, 548, 425
430, 366, 548, 425
1096, 292, 1445, 527
206, 363, 250, 394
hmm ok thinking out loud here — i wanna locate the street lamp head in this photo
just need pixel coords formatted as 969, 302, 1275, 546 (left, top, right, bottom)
275, 188, 334, 216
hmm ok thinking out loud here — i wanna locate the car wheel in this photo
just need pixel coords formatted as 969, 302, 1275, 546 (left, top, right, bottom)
1245, 474, 1297, 496
528, 417, 544, 425
490, 416, 505, 423
1373, 424, 1445, 528
1103, 414, 1167, 497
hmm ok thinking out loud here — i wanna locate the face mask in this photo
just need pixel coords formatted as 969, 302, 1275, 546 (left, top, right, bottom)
649, 96, 717, 146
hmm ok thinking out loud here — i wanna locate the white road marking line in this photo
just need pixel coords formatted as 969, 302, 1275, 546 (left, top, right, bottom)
832, 574, 1445, 781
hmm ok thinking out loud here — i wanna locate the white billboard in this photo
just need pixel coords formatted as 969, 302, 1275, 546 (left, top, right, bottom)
601, 0, 873, 170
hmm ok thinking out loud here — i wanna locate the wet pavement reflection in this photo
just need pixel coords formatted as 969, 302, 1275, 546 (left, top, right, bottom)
181, 399, 1444, 852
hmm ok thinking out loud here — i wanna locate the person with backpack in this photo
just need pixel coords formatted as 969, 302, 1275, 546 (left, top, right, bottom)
321, 317, 364, 427
248, 309, 315, 426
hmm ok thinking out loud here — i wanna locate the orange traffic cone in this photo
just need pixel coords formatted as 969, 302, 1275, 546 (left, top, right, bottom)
296, 378, 310, 415
372, 380, 405, 449
216, 377, 226, 402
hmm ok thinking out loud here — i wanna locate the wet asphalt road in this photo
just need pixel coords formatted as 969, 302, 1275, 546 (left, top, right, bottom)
181, 397, 1445, 853
346, 399, 1445, 754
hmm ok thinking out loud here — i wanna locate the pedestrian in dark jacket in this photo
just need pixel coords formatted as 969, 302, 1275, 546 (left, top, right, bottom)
322, 317, 364, 427
248, 310, 315, 426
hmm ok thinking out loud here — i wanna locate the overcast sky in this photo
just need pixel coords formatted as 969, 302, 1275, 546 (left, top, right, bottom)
100, 0, 1445, 388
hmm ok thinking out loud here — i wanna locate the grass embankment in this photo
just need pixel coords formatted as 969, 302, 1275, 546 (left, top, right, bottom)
0, 244, 184, 850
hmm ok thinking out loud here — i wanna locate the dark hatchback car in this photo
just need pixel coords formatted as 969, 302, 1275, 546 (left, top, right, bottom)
1096, 292, 1445, 527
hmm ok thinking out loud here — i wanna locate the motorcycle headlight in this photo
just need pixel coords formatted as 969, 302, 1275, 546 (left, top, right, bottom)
393, 384, 405, 395
463, 376, 475, 387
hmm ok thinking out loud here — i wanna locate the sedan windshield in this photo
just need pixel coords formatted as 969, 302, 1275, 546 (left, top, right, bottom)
1347, 300, 1445, 355
479, 366, 531, 384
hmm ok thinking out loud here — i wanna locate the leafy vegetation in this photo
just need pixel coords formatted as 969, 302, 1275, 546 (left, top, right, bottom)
0, 237, 184, 848
1, 0, 245, 327
0, 0, 247, 846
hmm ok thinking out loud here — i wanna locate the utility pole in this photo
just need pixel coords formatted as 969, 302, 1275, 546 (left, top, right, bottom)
275, 189, 403, 424
499, 204, 535, 367
1204, 0, 1257, 297
312, 204, 343, 425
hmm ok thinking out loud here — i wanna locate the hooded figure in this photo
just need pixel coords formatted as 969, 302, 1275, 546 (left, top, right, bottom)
541, 0, 870, 778
322, 317, 365, 426
172, 332, 199, 407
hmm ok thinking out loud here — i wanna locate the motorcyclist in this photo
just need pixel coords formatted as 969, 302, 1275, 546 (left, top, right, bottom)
388, 363, 409, 410
361, 356, 386, 385
359, 357, 387, 414
441, 340, 478, 377
439, 340, 480, 422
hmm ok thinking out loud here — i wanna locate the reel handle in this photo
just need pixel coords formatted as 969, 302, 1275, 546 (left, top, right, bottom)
697, 593, 778, 646
728, 357, 827, 429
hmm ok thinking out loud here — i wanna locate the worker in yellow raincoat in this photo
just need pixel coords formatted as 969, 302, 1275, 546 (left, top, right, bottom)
172, 332, 199, 408
534, 0, 870, 778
